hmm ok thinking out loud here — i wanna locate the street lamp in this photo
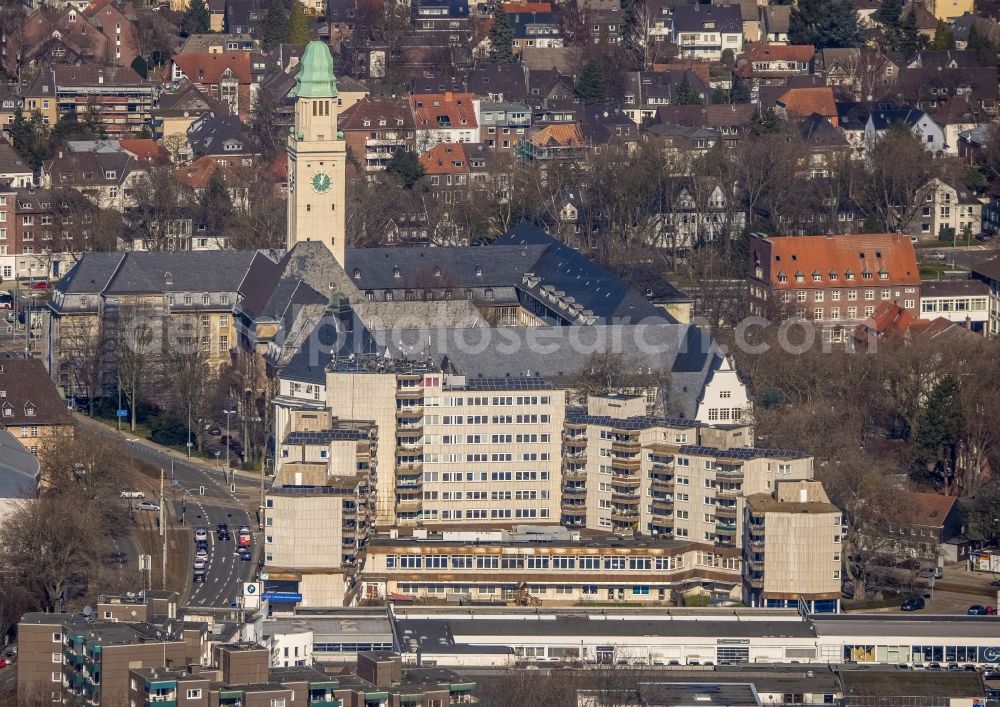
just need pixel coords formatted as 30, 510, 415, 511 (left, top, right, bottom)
223, 408, 236, 476
187, 400, 193, 459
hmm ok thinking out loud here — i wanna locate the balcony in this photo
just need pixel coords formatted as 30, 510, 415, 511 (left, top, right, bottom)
562, 485, 587, 499
611, 439, 640, 454
396, 387, 423, 399
561, 502, 586, 515
342, 505, 358, 519
716, 467, 744, 482
397, 498, 422, 512
716, 504, 738, 520
611, 508, 640, 523
611, 473, 640, 488
563, 450, 587, 461
396, 478, 423, 491
717, 486, 740, 499
562, 431, 587, 443
396, 463, 423, 479
563, 467, 587, 481
715, 521, 738, 535
611, 457, 641, 471
650, 475, 674, 493
397, 420, 423, 431
611, 491, 639, 505
746, 574, 764, 589
650, 497, 673, 515
398, 440, 422, 453
396, 406, 423, 419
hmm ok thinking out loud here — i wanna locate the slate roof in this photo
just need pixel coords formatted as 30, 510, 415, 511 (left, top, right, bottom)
671, 4, 742, 33
187, 115, 248, 155
0, 142, 32, 175
0, 357, 73, 428
173, 52, 253, 84
800, 114, 848, 146
339, 96, 415, 130
0, 428, 40, 500
763, 5, 791, 33
867, 107, 930, 131
56, 251, 259, 296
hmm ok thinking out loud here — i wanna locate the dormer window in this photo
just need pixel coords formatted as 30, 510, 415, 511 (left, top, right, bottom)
845, 271, 855, 280
812, 272, 822, 282
795, 272, 804, 283
393, 267, 401, 278
353, 268, 361, 279
475, 264, 482, 276
878, 271, 888, 280
2, 403, 11, 417
829, 271, 838, 281
433, 266, 442, 277
24, 403, 35, 417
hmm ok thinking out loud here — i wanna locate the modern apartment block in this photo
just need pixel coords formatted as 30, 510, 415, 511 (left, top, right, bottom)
361, 525, 743, 605
17, 610, 201, 706
129, 649, 476, 707
745, 480, 844, 613
266, 409, 375, 607
561, 393, 812, 548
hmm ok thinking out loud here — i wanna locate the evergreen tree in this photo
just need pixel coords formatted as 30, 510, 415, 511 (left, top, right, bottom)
386, 148, 425, 189
182, 0, 210, 36
676, 74, 702, 105
896, 8, 924, 54
790, 0, 863, 48
574, 59, 607, 106
752, 107, 786, 135
930, 21, 955, 49
711, 88, 726, 104
915, 373, 963, 488
201, 170, 235, 234
288, 0, 309, 44
874, 0, 903, 29
489, 2, 515, 64
969, 24, 998, 66
262, 0, 290, 50
730, 74, 751, 104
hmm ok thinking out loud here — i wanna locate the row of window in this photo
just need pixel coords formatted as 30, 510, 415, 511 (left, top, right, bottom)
385, 553, 689, 570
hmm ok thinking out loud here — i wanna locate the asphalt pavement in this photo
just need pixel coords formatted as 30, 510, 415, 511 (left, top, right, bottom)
78, 415, 260, 609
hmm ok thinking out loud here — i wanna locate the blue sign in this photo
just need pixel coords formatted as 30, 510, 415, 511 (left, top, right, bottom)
982, 647, 1000, 663
263, 592, 302, 603
116, 409, 128, 418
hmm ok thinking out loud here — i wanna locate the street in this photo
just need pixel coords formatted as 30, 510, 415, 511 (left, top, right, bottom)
77, 415, 261, 609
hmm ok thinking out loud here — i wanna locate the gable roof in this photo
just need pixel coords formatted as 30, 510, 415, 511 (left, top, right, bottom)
172, 52, 252, 85
339, 96, 415, 130
419, 143, 473, 175
760, 233, 920, 288
527, 122, 585, 148
118, 138, 169, 164
853, 301, 914, 342
0, 357, 73, 428
671, 4, 742, 33
907, 491, 958, 527
800, 113, 848, 146
868, 107, 930, 131
763, 5, 791, 33
741, 43, 815, 64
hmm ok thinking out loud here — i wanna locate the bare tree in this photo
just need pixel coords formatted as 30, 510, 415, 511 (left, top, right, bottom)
857, 123, 938, 231
110, 299, 161, 432
126, 166, 195, 251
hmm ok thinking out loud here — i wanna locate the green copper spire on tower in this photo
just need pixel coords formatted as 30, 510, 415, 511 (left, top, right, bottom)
294, 41, 338, 98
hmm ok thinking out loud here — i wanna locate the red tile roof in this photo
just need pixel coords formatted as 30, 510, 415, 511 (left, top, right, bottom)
419, 143, 472, 175
853, 301, 913, 342
777, 86, 837, 122
173, 155, 247, 189
119, 138, 169, 164
907, 491, 957, 527
411, 92, 479, 131
172, 52, 252, 85
504, 2, 552, 11
527, 123, 585, 148
740, 44, 816, 63
764, 233, 920, 289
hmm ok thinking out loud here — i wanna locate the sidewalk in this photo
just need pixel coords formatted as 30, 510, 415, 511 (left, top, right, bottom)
73, 412, 263, 482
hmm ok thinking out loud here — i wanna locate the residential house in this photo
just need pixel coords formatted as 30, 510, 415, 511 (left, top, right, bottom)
643, 123, 720, 168
208, 0, 225, 31
526, 67, 575, 105
654, 180, 746, 251
817, 48, 899, 101
47, 65, 156, 137
579, 106, 639, 155
653, 104, 757, 146
411, 0, 471, 38
888, 67, 998, 121
772, 192, 864, 236
588, 7, 626, 44
622, 70, 710, 125
151, 82, 228, 147
12, 7, 109, 74
224, 0, 266, 35
338, 96, 416, 174
865, 107, 947, 153
0, 182, 13, 280
924, 0, 973, 22
761, 5, 791, 44
178, 33, 256, 54
466, 63, 529, 102
852, 300, 915, 347
971, 256, 1000, 337
0, 357, 73, 457
327, 0, 358, 48
186, 114, 251, 158
908, 177, 983, 241
713, 0, 760, 42
671, 4, 743, 61
736, 44, 815, 86
887, 491, 969, 566
799, 114, 852, 178
957, 123, 990, 165
0, 142, 34, 188
902, 2, 940, 39
919, 279, 989, 334
478, 101, 531, 151
519, 122, 587, 161
953, 13, 1000, 50
0, 83, 23, 132
646, 0, 689, 45
170, 52, 253, 116
8, 189, 97, 281
931, 95, 990, 157
41, 146, 143, 212
747, 232, 921, 343
510, 9, 564, 50
776, 86, 838, 125
81, 0, 141, 68
411, 92, 480, 152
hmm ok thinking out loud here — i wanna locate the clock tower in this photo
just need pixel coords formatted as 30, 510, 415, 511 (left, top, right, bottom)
287, 41, 346, 266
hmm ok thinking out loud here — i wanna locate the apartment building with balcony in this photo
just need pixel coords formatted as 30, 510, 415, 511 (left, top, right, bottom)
670, 4, 743, 61
478, 100, 531, 152
17, 611, 200, 706
745, 480, 843, 613
361, 525, 743, 605
561, 393, 813, 550
339, 96, 417, 174
49, 65, 157, 137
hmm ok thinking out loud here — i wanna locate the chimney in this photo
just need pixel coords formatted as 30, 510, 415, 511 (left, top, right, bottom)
445, 90, 454, 102
799, 488, 808, 503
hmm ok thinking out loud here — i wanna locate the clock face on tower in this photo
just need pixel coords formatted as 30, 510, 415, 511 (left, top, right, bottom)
311, 172, 332, 193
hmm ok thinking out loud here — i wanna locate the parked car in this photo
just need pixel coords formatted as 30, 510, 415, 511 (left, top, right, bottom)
968, 604, 991, 615
195, 549, 208, 562
237, 527, 252, 548
918, 566, 943, 580
120, 489, 145, 499
29, 281, 51, 290
193, 571, 206, 584
208, 426, 221, 436
193, 558, 206, 571
983, 671, 1000, 681
928, 252, 948, 261
901, 596, 925, 611
137, 500, 160, 512
195, 540, 209, 553
194, 527, 208, 542
928, 662, 942, 670
238, 548, 252, 561
947, 663, 961, 671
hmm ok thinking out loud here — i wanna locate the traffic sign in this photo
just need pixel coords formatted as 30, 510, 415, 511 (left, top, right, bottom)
116, 409, 128, 418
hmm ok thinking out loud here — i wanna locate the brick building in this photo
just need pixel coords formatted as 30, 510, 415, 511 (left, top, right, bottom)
748, 232, 921, 343
339, 96, 416, 174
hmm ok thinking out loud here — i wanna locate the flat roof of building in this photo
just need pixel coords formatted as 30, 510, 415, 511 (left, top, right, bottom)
812, 615, 1000, 639
839, 666, 984, 698
262, 614, 394, 642
634, 682, 760, 706
746, 494, 838, 515
370, 528, 726, 553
